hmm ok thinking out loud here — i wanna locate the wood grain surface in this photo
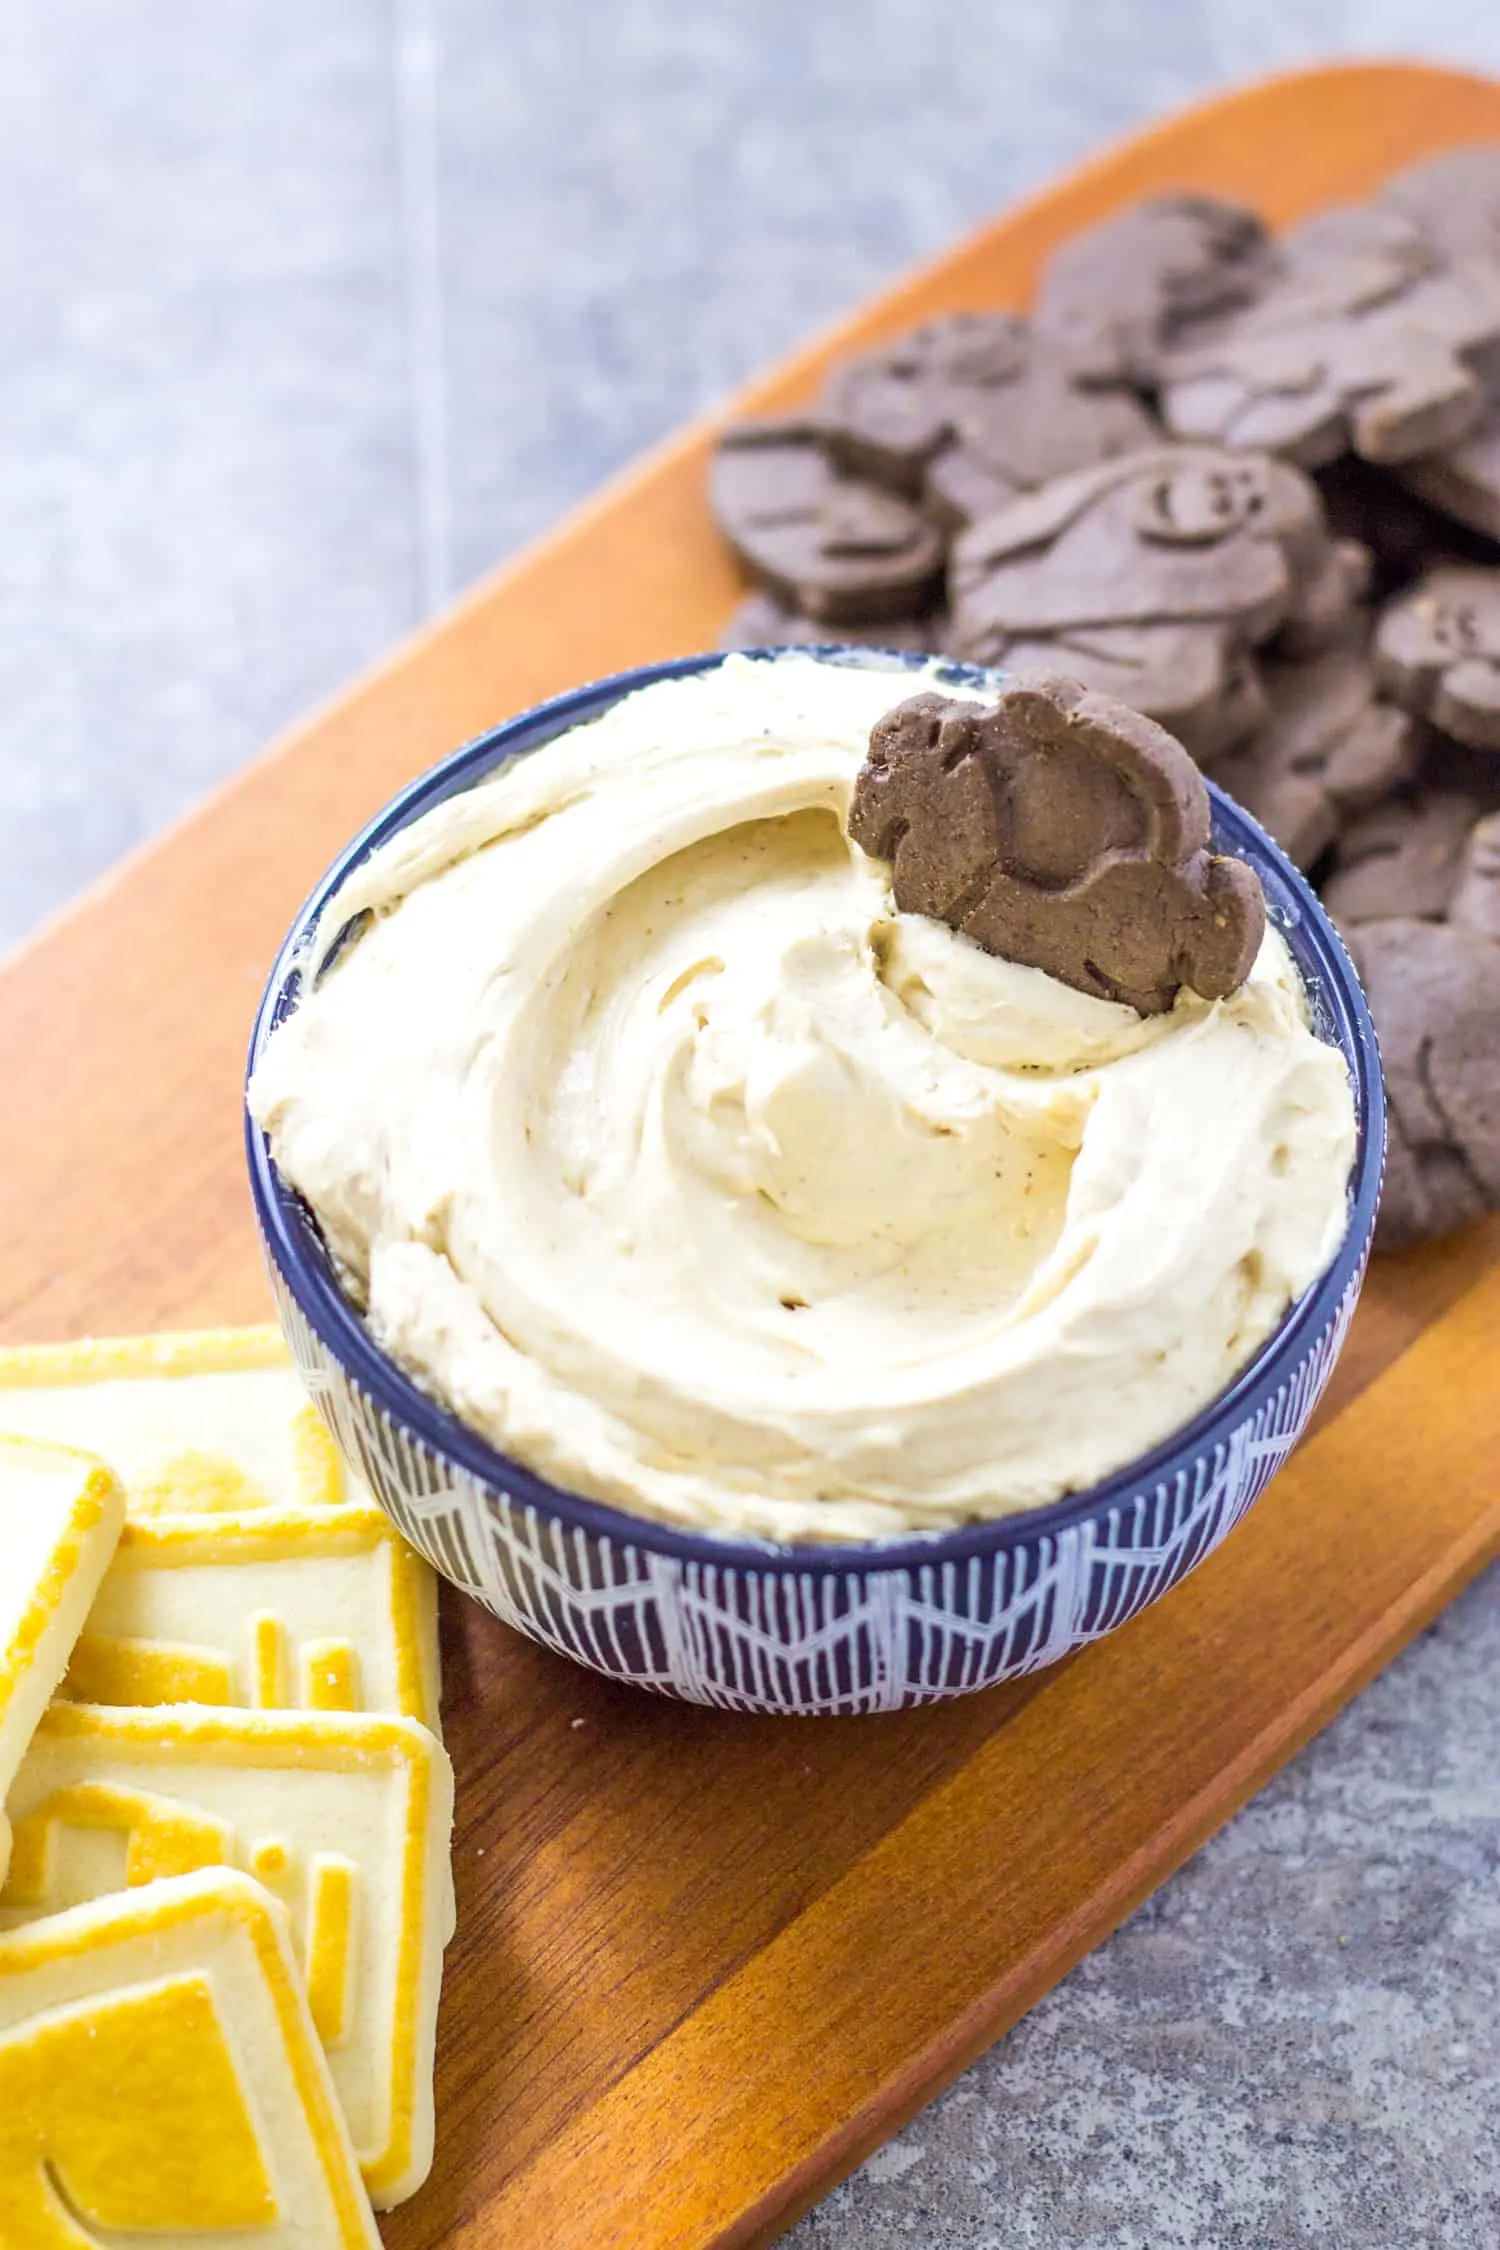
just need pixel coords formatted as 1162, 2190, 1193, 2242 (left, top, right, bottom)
2, 59, 1499, 2250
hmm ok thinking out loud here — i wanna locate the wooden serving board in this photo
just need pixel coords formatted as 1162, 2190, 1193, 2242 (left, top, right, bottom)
3, 58, 1500, 2250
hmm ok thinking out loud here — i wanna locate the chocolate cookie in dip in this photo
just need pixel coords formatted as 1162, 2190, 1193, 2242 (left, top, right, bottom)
249, 654, 1356, 1544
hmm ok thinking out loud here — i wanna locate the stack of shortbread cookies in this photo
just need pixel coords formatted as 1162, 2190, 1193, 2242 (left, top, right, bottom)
0, 1326, 455, 2246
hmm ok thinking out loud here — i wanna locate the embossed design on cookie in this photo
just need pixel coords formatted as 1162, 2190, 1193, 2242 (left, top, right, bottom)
847, 671, 1264, 1015
0, 1868, 380, 2246
709, 416, 945, 623
1374, 564, 1500, 747
0, 1972, 281, 2236
948, 446, 1323, 757
62, 1509, 438, 1729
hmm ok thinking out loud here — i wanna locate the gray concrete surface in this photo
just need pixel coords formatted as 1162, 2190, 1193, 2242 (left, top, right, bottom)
1, 5, 1496, 2243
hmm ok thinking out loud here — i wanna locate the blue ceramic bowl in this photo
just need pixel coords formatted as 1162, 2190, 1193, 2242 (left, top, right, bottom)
247, 649, 1384, 1717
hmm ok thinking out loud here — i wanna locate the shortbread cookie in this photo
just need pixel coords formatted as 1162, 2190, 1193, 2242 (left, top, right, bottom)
1, 1702, 453, 2208
63, 1502, 440, 1732
0, 1865, 379, 2246
0, 1325, 356, 1522
0, 1435, 124, 1884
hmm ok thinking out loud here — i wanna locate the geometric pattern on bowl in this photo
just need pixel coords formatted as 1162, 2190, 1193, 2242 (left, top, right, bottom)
264, 1260, 1367, 1710
265, 1257, 1364, 1715
248, 648, 1385, 1718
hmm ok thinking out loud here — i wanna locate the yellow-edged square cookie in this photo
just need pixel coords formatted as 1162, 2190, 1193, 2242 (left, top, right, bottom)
0, 1325, 355, 1522
0, 1435, 124, 1886
1, 1701, 455, 2209
0, 1864, 379, 2246
0, 1322, 439, 1730
62, 1505, 441, 1732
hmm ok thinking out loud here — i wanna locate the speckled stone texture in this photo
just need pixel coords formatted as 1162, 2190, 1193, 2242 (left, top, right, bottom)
1, 7, 1497, 2242
791, 1573, 1500, 2249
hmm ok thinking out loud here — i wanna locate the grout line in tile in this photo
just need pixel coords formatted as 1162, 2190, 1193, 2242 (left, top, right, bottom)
392, 0, 452, 616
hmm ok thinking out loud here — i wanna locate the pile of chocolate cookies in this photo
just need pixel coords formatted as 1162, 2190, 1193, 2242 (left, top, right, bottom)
711, 149, 1500, 1253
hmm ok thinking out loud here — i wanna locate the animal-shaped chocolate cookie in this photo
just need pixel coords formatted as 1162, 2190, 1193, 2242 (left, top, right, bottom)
1344, 916, 1500, 1249
1379, 145, 1500, 268
1396, 403, 1500, 540
1033, 192, 1277, 385
818, 315, 1155, 527
1213, 642, 1417, 870
1386, 150, 1500, 540
718, 589, 944, 655
1374, 565, 1500, 748
948, 446, 1328, 758
710, 416, 946, 623
818, 314, 1030, 492
1159, 205, 1500, 467
1319, 790, 1480, 925
847, 671, 1264, 1015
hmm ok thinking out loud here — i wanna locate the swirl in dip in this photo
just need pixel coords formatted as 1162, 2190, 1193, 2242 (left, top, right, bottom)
249, 653, 1357, 1543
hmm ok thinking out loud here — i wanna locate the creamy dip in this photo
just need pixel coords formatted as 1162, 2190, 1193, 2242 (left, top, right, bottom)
249, 653, 1357, 1543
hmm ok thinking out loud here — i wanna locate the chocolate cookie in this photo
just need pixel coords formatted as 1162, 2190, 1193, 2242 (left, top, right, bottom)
1396, 403, 1500, 541
1379, 145, 1500, 268
817, 315, 1028, 494
1213, 642, 1417, 870
1159, 204, 1500, 468
847, 671, 1264, 1015
817, 315, 1155, 525
710, 416, 946, 624
1033, 192, 1277, 385
717, 589, 945, 655
1344, 915, 1500, 1249
1448, 808, 1500, 939
947, 446, 1324, 758
1318, 456, 1499, 597
1373, 565, 1500, 748
1276, 534, 1372, 655
1319, 789, 1480, 925
1382, 148, 1500, 541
